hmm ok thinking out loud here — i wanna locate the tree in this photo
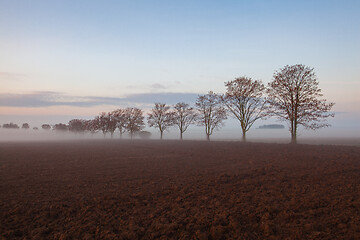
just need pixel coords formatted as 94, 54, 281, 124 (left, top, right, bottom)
68, 119, 86, 133
221, 77, 268, 142
53, 123, 68, 131
3, 123, 19, 129
105, 112, 117, 138
196, 91, 227, 141
22, 123, 30, 129
267, 64, 335, 144
138, 130, 151, 139
112, 109, 127, 138
85, 119, 99, 135
93, 112, 117, 138
41, 124, 51, 130
147, 103, 175, 140
124, 107, 145, 139
173, 102, 198, 140
95, 112, 109, 137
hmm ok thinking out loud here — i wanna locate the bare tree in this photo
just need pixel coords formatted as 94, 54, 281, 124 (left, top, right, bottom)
68, 119, 86, 133
173, 102, 198, 140
124, 107, 145, 139
138, 130, 151, 139
53, 123, 68, 131
147, 103, 175, 140
95, 112, 109, 138
112, 109, 127, 138
41, 124, 51, 130
107, 112, 118, 138
85, 119, 99, 136
267, 64, 335, 144
196, 91, 227, 141
3, 123, 19, 129
221, 77, 268, 142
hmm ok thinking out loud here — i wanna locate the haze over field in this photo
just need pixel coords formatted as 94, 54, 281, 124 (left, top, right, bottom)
0, 0, 359, 140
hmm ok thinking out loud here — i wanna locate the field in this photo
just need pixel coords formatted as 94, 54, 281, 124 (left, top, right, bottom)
1, 140, 360, 239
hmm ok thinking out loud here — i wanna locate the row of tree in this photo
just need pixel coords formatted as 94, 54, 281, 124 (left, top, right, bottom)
1, 64, 335, 143
143, 64, 334, 143
1, 123, 50, 131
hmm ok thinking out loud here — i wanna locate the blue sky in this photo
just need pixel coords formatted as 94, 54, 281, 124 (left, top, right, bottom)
0, 0, 359, 133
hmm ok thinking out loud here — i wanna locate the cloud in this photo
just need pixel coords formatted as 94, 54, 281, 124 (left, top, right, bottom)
122, 83, 167, 90
0, 91, 200, 107
125, 92, 198, 104
150, 83, 167, 89
0, 92, 123, 107
0, 72, 26, 81
0, 92, 95, 107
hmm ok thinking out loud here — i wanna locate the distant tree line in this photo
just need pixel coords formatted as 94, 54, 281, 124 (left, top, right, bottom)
258, 124, 285, 129
1, 64, 334, 143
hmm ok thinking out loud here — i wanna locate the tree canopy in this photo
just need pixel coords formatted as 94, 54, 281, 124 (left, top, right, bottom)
267, 64, 335, 143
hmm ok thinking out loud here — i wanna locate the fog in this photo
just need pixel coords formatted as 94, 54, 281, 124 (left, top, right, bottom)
1, 124, 359, 146
0, 112, 359, 144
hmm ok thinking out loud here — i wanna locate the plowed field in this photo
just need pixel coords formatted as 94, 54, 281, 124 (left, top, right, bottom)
1, 140, 360, 239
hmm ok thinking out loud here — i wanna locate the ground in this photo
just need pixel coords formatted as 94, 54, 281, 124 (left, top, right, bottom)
1, 140, 360, 239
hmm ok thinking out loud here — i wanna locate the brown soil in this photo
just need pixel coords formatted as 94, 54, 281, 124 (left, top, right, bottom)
1, 140, 360, 239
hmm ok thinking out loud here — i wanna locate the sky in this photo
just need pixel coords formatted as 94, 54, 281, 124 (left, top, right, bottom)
0, 0, 359, 137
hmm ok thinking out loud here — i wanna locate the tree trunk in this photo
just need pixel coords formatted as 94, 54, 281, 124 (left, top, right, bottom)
206, 134, 210, 141
160, 131, 163, 140
242, 131, 246, 142
180, 131, 183, 140
290, 119, 297, 144
291, 133, 297, 144
291, 127, 297, 144
290, 119, 298, 144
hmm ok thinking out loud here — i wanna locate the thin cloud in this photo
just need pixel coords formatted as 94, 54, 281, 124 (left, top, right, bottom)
125, 92, 199, 104
0, 92, 118, 107
0, 72, 26, 81
123, 83, 168, 90
0, 91, 200, 107
150, 83, 167, 89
